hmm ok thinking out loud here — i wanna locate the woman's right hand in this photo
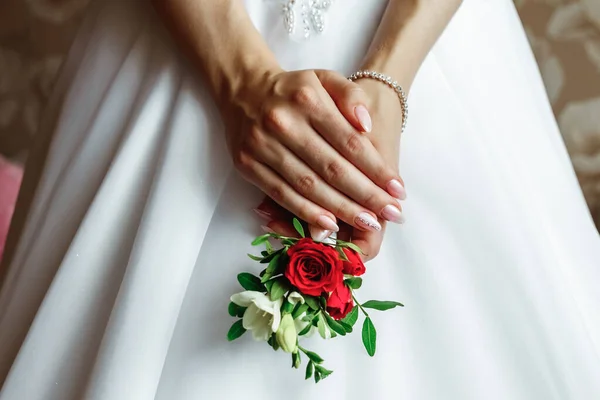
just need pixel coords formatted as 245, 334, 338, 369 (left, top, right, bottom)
222, 68, 406, 234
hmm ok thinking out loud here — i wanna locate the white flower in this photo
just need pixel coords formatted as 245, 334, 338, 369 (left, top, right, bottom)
230, 291, 282, 341
287, 291, 304, 305
276, 314, 298, 353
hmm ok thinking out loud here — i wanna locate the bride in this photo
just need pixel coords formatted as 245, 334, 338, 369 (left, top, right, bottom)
1, 0, 599, 398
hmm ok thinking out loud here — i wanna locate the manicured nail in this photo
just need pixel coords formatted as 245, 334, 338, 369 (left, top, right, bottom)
309, 225, 332, 242
354, 105, 372, 133
386, 179, 406, 200
253, 208, 272, 220
261, 225, 274, 234
316, 215, 340, 232
355, 212, 381, 231
381, 205, 405, 224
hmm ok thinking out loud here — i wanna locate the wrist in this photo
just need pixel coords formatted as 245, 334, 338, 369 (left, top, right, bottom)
211, 53, 283, 114
360, 58, 415, 94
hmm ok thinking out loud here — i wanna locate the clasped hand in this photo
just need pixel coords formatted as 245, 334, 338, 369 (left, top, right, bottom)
222, 68, 405, 260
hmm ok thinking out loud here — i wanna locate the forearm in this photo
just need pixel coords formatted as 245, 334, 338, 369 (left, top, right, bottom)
362, 0, 462, 92
153, 0, 281, 108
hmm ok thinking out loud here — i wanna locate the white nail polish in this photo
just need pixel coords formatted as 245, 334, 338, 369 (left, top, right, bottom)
309, 225, 331, 242
355, 212, 381, 231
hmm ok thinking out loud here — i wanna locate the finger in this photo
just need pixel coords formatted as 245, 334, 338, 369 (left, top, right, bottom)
351, 219, 387, 262
267, 121, 405, 225
235, 153, 340, 233
285, 74, 406, 200
307, 93, 407, 201
314, 69, 372, 133
265, 219, 298, 237
255, 196, 294, 221
256, 137, 399, 230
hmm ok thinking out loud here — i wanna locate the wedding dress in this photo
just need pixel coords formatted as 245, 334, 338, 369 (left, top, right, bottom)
1, 0, 599, 399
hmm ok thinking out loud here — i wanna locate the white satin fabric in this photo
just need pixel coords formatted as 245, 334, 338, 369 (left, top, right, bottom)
1, 0, 599, 399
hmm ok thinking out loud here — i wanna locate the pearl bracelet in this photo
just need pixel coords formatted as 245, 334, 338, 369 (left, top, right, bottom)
348, 70, 408, 134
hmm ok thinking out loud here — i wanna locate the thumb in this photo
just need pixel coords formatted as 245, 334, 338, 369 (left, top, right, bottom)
314, 69, 372, 133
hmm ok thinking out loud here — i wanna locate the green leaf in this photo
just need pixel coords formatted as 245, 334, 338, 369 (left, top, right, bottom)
292, 218, 305, 238
261, 252, 282, 283
311, 315, 320, 327
305, 361, 314, 380
339, 320, 353, 333
237, 273, 266, 292
304, 296, 320, 310
252, 234, 271, 246
362, 300, 404, 311
345, 277, 363, 290
267, 334, 279, 351
228, 302, 246, 318
341, 307, 359, 327
292, 351, 301, 369
324, 312, 347, 336
261, 250, 269, 257
314, 369, 322, 383
298, 323, 313, 336
265, 240, 274, 253
281, 238, 297, 246
362, 317, 377, 356
264, 280, 275, 293
319, 296, 327, 309
317, 315, 328, 339
304, 350, 324, 364
227, 320, 246, 341
314, 365, 333, 379
270, 279, 289, 301
336, 247, 349, 261
292, 303, 309, 320
264, 252, 282, 275
247, 253, 263, 261
260, 251, 279, 264
344, 242, 365, 255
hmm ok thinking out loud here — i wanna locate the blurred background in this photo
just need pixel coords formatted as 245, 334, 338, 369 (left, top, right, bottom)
1, 0, 599, 259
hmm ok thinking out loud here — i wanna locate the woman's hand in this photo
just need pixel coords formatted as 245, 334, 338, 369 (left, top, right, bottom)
224, 68, 406, 234
255, 78, 405, 261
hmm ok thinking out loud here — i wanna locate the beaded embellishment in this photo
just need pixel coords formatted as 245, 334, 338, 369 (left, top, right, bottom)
282, 0, 334, 40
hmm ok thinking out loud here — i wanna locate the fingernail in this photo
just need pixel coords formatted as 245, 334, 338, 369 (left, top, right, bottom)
381, 205, 405, 224
387, 179, 406, 200
261, 225, 274, 234
316, 215, 340, 232
354, 105, 372, 133
253, 208, 272, 221
355, 212, 382, 231
309, 225, 331, 242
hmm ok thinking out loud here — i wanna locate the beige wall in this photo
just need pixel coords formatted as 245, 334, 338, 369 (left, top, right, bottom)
517, 0, 600, 224
0, 0, 599, 225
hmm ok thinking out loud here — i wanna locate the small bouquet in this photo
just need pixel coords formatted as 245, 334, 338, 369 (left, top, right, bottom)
227, 218, 403, 383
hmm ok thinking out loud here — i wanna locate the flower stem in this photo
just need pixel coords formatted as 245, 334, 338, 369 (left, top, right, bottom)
298, 345, 308, 354
352, 294, 369, 318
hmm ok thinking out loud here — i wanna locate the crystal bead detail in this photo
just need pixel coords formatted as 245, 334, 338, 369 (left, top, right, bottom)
279, 0, 334, 40
348, 70, 409, 134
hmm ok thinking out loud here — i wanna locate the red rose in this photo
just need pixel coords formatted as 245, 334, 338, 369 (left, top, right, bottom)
342, 248, 366, 276
285, 238, 344, 296
326, 284, 353, 320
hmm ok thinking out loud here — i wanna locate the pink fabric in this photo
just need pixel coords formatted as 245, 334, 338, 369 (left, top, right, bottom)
0, 156, 23, 262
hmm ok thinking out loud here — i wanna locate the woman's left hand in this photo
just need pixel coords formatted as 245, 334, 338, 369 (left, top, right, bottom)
254, 78, 405, 261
